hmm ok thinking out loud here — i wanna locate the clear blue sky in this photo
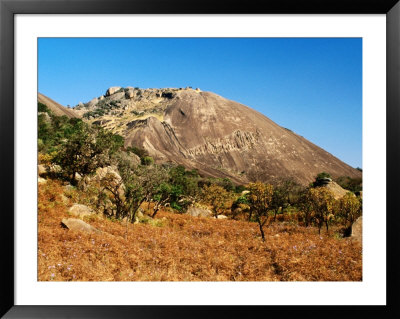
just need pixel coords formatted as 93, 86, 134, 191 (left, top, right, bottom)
38, 38, 362, 168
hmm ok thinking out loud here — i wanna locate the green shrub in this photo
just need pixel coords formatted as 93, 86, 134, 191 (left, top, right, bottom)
141, 156, 154, 166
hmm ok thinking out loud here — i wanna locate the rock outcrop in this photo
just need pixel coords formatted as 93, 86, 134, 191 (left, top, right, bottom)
61, 218, 100, 234
186, 206, 212, 218
121, 89, 361, 185
106, 86, 122, 96
323, 180, 349, 199
38, 93, 79, 118
59, 87, 361, 185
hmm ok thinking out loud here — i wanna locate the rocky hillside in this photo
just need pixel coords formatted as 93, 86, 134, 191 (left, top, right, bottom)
38, 93, 79, 118
42, 86, 361, 185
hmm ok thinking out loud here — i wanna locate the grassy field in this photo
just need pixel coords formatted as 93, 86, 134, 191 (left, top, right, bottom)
38, 180, 362, 281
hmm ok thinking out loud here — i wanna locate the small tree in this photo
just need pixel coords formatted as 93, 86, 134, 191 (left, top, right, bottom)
270, 185, 289, 221
231, 194, 250, 220
246, 182, 274, 241
151, 182, 173, 218
54, 123, 123, 185
308, 187, 336, 234
298, 189, 313, 227
201, 184, 232, 218
337, 192, 362, 229
98, 172, 126, 219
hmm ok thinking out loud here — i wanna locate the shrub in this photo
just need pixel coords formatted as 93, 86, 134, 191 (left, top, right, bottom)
246, 182, 274, 241
307, 187, 336, 234
201, 184, 232, 218
141, 156, 154, 166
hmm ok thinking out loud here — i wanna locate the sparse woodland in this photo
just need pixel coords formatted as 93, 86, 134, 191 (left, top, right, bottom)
38, 102, 362, 281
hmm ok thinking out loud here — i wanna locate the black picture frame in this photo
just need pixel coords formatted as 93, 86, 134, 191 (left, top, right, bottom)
1, 0, 399, 318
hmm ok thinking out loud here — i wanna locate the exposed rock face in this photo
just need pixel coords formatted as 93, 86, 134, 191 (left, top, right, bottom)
38, 93, 79, 118
61, 218, 101, 234
106, 86, 122, 96
63, 87, 361, 185
122, 90, 361, 185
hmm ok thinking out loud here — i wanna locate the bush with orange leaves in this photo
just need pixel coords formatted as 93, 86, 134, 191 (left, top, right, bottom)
336, 192, 362, 228
307, 187, 336, 234
246, 182, 274, 241
201, 184, 232, 218
38, 178, 362, 282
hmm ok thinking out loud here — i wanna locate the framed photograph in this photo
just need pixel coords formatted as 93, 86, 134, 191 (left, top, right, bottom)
1, 0, 399, 318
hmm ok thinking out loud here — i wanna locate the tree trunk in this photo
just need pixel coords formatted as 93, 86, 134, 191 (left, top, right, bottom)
258, 221, 265, 242
152, 202, 160, 218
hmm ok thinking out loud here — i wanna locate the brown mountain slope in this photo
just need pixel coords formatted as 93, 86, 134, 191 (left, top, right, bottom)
38, 93, 79, 118
74, 87, 361, 185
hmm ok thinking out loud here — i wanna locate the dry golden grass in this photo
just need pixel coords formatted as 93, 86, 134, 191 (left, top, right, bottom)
38, 180, 362, 281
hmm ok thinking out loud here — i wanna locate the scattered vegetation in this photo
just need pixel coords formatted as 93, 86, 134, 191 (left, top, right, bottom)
37, 102, 363, 281
38, 180, 362, 281
83, 99, 121, 119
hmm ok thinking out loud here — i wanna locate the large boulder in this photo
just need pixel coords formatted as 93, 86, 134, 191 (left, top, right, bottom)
106, 86, 122, 96
61, 218, 101, 234
38, 164, 47, 176
81, 166, 124, 195
68, 204, 96, 218
125, 87, 135, 99
186, 206, 212, 218
323, 181, 349, 199
38, 112, 51, 123
351, 216, 362, 241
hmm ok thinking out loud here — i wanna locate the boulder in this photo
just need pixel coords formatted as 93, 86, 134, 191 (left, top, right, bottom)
61, 218, 101, 234
106, 86, 122, 96
95, 166, 122, 181
89, 97, 98, 105
49, 164, 62, 174
81, 166, 125, 200
217, 215, 228, 219
351, 216, 362, 241
38, 164, 47, 176
125, 88, 135, 99
38, 112, 51, 123
38, 177, 47, 184
68, 204, 96, 218
115, 151, 141, 168
186, 206, 212, 217
323, 181, 348, 199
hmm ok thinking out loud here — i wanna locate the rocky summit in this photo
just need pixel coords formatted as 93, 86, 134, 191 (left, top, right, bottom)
39, 87, 361, 185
